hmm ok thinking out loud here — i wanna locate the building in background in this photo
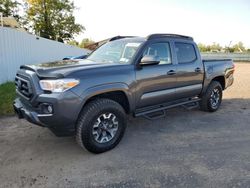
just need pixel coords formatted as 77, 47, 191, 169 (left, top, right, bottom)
1, 16, 26, 32
0, 19, 89, 84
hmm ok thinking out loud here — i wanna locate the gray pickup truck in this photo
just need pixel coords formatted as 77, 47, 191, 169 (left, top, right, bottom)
13, 34, 234, 153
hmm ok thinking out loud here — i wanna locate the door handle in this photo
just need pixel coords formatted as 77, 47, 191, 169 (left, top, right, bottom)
167, 70, 176, 75
195, 67, 202, 72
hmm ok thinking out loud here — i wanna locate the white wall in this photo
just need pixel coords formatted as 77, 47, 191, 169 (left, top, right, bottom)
0, 27, 88, 84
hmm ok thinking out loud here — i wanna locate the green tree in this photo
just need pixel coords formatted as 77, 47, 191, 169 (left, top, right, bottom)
67, 40, 79, 47
198, 42, 223, 52
79, 38, 95, 48
198, 43, 211, 52
232, 42, 246, 52
210, 42, 222, 52
25, 0, 84, 42
67, 38, 95, 48
198, 43, 207, 52
0, 0, 20, 18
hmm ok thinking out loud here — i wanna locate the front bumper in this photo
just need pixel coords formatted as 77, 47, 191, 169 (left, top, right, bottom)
13, 98, 49, 127
13, 91, 83, 137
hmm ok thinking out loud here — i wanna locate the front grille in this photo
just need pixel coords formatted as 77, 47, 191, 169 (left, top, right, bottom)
15, 74, 33, 99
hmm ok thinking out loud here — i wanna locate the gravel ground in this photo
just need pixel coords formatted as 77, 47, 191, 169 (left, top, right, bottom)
0, 63, 250, 188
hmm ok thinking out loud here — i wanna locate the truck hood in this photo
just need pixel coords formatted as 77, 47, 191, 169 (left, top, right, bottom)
20, 59, 122, 78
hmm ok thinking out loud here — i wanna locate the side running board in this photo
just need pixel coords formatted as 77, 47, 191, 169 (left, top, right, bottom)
135, 98, 201, 120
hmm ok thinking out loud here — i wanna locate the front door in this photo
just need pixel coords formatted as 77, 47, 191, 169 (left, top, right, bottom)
135, 42, 177, 108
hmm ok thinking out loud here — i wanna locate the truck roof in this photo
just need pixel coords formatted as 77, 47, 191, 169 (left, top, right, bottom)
110, 34, 193, 42
147, 34, 193, 41
86, 34, 194, 51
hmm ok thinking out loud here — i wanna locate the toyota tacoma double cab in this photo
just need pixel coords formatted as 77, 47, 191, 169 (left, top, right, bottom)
13, 34, 234, 153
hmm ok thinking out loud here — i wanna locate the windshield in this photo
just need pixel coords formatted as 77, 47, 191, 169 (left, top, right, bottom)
87, 39, 142, 64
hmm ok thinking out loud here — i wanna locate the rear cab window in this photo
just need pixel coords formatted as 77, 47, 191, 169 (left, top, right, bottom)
175, 42, 197, 63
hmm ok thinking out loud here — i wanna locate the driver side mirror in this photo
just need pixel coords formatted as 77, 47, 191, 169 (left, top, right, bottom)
140, 55, 160, 66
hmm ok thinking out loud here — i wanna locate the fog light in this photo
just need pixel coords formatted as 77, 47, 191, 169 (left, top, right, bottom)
40, 103, 53, 114
47, 105, 53, 113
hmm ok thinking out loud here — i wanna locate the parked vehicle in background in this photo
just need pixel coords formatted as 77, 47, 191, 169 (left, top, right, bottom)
62, 54, 88, 60
13, 34, 234, 153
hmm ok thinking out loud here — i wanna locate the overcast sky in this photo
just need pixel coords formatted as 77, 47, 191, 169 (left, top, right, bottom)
74, 0, 250, 48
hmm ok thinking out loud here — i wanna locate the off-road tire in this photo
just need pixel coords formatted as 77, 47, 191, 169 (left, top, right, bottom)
76, 98, 127, 154
200, 81, 223, 112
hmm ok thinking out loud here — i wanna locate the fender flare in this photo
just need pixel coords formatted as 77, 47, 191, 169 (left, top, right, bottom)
77, 82, 134, 115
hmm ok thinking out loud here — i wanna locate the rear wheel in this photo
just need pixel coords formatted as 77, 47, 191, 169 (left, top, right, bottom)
200, 81, 223, 112
76, 98, 127, 154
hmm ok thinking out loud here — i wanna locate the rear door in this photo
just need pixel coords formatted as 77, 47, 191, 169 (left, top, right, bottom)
174, 41, 204, 99
135, 41, 177, 108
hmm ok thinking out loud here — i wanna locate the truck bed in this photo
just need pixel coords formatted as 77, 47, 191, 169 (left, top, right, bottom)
202, 58, 234, 90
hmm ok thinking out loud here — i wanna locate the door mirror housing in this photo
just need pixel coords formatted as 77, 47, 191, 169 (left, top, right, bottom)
140, 55, 160, 66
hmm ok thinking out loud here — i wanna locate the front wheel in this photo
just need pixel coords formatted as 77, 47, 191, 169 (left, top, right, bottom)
76, 99, 127, 154
200, 81, 223, 112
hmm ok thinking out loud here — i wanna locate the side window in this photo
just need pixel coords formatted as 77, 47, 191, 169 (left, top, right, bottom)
143, 43, 172, 65
175, 42, 196, 63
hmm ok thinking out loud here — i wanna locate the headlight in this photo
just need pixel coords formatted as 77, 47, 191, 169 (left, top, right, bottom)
39, 79, 80, 92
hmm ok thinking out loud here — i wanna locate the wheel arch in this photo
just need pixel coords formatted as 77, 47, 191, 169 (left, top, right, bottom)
202, 75, 226, 95
211, 76, 225, 90
77, 83, 133, 118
